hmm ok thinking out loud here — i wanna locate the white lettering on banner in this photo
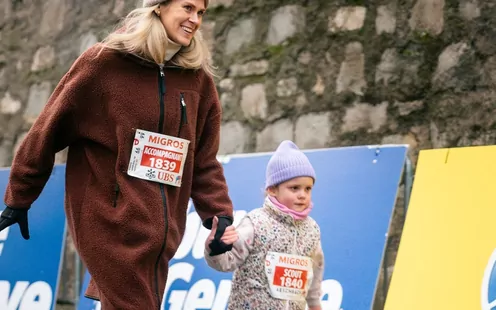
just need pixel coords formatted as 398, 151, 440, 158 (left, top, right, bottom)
164, 265, 343, 310
0, 281, 52, 310
162, 263, 232, 310
320, 279, 343, 310
0, 223, 9, 256
86, 206, 344, 310
93, 300, 101, 310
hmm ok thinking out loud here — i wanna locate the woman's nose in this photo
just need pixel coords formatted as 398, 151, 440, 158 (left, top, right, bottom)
189, 14, 199, 24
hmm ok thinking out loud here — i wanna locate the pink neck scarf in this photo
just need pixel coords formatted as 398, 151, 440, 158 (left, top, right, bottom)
268, 196, 312, 220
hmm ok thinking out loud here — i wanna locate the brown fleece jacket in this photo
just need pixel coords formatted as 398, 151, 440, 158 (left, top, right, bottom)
4, 44, 233, 309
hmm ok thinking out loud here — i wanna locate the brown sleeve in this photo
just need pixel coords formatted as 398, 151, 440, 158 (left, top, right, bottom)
4, 52, 100, 209
190, 81, 233, 228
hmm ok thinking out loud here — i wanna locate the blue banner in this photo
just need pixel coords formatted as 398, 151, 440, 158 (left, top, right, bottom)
0, 164, 67, 310
78, 145, 407, 310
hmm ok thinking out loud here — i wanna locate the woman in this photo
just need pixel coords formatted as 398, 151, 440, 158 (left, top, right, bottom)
0, 0, 234, 309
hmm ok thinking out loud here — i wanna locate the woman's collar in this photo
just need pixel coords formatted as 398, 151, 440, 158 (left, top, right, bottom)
165, 38, 182, 61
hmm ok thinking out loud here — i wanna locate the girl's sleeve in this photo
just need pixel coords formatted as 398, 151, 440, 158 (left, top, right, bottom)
306, 240, 325, 307
204, 216, 254, 272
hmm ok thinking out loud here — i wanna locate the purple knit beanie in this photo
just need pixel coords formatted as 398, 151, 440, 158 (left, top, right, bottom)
265, 140, 316, 189
143, 0, 210, 7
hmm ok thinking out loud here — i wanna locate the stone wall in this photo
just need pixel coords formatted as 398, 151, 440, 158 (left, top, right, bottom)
1, 0, 495, 309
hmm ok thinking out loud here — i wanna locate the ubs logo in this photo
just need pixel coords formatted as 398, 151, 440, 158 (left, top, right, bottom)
482, 249, 496, 310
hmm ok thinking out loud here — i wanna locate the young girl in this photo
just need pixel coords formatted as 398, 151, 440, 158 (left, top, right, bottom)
205, 140, 324, 310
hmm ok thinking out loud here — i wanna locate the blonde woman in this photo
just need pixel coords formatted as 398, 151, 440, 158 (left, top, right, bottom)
0, 0, 235, 309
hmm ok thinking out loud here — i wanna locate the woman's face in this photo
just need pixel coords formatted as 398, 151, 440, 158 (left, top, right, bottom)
159, 0, 206, 46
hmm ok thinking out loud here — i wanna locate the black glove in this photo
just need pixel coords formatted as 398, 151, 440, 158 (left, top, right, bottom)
207, 215, 233, 256
0, 206, 30, 240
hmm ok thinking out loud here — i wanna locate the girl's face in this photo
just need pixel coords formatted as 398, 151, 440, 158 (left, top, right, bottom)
268, 177, 314, 212
159, 0, 206, 46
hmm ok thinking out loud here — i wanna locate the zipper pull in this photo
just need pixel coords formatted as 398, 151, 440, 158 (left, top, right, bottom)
180, 93, 188, 125
158, 64, 165, 95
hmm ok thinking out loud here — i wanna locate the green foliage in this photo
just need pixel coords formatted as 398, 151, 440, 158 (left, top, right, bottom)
267, 45, 284, 57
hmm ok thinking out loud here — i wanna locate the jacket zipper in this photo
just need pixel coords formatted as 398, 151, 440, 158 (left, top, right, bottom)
154, 64, 169, 310
178, 93, 188, 137
112, 183, 120, 208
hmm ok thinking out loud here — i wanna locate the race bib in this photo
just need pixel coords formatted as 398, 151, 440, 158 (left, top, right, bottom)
127, 129, 190, 187
265, 252, 313, 302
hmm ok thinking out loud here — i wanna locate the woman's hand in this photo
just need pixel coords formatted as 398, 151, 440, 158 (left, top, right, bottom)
205, 216, 239, 254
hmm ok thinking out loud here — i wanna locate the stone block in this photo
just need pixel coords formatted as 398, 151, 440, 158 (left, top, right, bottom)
225, 18, 255, 55
220, 92, 237, 110
0, 138, 13, 167
312, 74, 325, 96
375, 48, 398, 86
80, 32, 98, 55
1, 0, 12, 26
1, 92, 22, 115
40, 0, 67, 37
25, 82, 52, 124
336, 42, 366, 95
229, 60, 269, 77
432, 42, 471, 89
394, 100, 424, 116
409, 0, 445, 36
240, 84, 267, 119
200, 21, 216, 54
219, 121, 250, 154
276, 78, 298, 97
376, 4, 396, 34
341, 102, 388, 133
31, 46, 56, 72
295, 112, 332, 149
329, 6, 366, 33
209, 0, 234, 8
459, 0, 481, 21
256, 119, 294, 152
219, 79, 235, 92
267, 5, 306, 45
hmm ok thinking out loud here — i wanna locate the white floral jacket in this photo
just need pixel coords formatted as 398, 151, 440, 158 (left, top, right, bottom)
205, 197, 325, 310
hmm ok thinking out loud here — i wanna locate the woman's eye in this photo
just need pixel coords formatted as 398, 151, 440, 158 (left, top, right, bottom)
184, 5, 192, 11
198, 10, 205, 16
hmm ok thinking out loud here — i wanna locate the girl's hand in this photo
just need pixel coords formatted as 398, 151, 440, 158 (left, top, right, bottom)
205, 216, 239, 253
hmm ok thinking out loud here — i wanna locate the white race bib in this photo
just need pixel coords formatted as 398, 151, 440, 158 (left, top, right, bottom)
265, 251, 313, 302
127, 129, 190, 187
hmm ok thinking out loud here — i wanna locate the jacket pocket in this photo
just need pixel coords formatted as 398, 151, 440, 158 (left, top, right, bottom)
112, 183, 120, 208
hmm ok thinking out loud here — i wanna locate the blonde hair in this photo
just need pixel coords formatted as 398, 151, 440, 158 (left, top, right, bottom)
101, 3, 215, 76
